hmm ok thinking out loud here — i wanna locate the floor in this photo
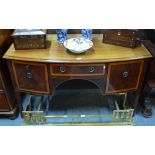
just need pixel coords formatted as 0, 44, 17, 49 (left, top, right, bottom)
0, 88, 155, 126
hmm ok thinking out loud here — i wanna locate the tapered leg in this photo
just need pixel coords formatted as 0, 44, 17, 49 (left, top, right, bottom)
15, 91, 23, 117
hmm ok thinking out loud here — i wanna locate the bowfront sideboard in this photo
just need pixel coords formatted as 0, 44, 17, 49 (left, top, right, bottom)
3, 34, 153, 115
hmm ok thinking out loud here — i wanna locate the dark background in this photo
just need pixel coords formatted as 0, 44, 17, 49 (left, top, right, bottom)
47, 29, 104, 34
47, 29, 155, 44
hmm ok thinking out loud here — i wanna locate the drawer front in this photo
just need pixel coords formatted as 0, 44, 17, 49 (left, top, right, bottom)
51, 64, 105, 76
0, 92, 10, 111
106, 60, 144, 93
12, 61, 49, 94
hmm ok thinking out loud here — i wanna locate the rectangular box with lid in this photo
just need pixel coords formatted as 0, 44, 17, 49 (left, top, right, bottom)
12, 29, 47, 50
102, 29, 139, 48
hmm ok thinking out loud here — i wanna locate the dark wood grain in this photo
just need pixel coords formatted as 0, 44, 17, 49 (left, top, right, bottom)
0, 76, 3, 90
0, 92, 10, 111
0, 29, 17, 118
103, 29, 138, 48
106, 60, 144, 93
12, 61, 50, 94
0, 59, 16, 109
51, 64, 105, 76
50, 76, 106, 95
3, 34, 154, 115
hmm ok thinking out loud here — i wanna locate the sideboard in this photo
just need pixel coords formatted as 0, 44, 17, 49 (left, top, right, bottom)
3, 34, 153, 116
0, 29, 18, 119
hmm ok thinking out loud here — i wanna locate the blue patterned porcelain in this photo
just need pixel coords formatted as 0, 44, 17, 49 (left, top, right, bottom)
63, 38, 93, 54
81, 29, 92, 40
56, 29, 68, 43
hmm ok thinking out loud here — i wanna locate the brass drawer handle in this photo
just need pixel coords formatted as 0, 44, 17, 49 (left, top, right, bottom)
122, 71, 128, 78
118, 31, 121, 36
59, 66, 66, 73
27, 72, 33, 79
89, 66, 95, 73
25, 65, 33, 79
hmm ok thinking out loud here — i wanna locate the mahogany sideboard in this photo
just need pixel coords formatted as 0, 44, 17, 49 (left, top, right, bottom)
3, 34, 153, 116
0, 29, 18, 119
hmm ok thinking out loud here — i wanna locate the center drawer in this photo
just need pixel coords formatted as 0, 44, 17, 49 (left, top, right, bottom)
50, 64, 105, 76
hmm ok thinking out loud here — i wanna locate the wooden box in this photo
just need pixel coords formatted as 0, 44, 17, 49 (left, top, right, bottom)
102, 29, 139, 48
12, 29, 47, 50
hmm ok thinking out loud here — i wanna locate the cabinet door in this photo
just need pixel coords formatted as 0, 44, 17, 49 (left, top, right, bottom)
0, 92, 9, 111
106, 60, 144, 93
12, 61, 49, 94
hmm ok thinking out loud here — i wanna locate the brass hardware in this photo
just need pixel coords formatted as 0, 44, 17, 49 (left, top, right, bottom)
22, 111, 135, 126
118, 31, 121, 36
22, 93, 134, 126
112, 109, 134, 123
122, 71, 128, 78
112, 93, 133, 122
27, 72, 33, 79
113, 92, 128, 109
32, 116, 36, 123
25, 65, 33, 79
23, 113, 31, 124
89, 66, 95, 73
123, 93, 127, 109
37, 116, 42, 123
59, 66, 66, 73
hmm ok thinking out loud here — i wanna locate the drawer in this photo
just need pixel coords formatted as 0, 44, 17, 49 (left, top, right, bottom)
50, 64, 105, 76
12, 61, 49, 94
0, 92, 10, 111
106, 60, 144, 93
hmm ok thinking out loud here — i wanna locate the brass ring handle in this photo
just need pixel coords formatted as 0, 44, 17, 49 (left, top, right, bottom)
122, 71, 128, 78
118, 31, 121, 36
89, 66, 95, 73
27, 72, 33, 79
60, 66, 66, 73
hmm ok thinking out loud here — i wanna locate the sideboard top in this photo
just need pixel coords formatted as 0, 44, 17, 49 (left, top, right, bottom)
3, 34, 153, 63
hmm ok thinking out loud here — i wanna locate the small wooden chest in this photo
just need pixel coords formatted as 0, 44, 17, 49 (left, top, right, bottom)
12, 29, 47, 50
102, 29, 139, 48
